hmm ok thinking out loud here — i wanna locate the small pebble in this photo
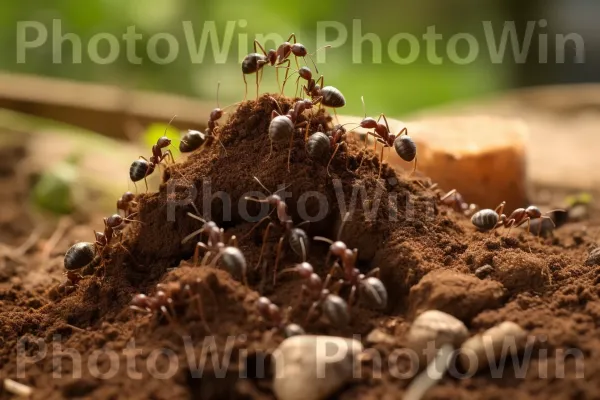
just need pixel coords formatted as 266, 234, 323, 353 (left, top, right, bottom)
475, 264, 494, 279
585, 247, 600, 266
459, 321, 527, 375
406, 310, 468, 365
273, 335, 363, 400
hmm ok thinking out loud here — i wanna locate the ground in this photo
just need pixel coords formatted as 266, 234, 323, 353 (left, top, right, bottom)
1, 95, 599, 399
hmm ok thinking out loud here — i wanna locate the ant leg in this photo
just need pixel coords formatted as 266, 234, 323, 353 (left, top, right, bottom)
278, 59, 291, 95
255, 222, 274, 271
333, 108, 339, 124
255, 71, 260, 101
272, 236, 285, 286
366, 267, 380, 278
494, 201, 506, 216
189, 291, 211, 333
193, 242, 208, 266
323, 262, 344, 288
287, 33, 297, 44
228, 235, 239, 248
243, 74, 248, 102
254, 39, 268, 56
287, 124, 294, 173
410, 154, 418, 177
305, 300, 321, 325
348, 285, 357, 308
326, 143, 341, 177
378, 145, 385, 179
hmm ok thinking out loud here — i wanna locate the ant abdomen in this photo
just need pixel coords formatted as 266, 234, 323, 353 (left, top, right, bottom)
321, 293, 350, 326
360, 277, 388, 309
242, 53, 267, 74
471, 209, 500, 231
179, 130, 206, 153
129, 159, 154, 182
288, 228, 309, 257
220, 246, 247, 278
64, 242, 96, 271
321, 86, 346, 108
269, 116, 295, 142
393, 135, 417, 162
306, 132, 330, 160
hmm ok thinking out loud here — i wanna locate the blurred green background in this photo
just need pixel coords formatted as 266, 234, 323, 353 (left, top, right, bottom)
1, 0, 595, 116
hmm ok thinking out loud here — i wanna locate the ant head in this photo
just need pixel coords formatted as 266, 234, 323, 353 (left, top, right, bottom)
332, 124, 347, 134
157, 136, 172, 148
526, 205, 542, 218
360, 117, 378, 129
256, 297, 271, 316
122, 191, 135, 202
291, 43, 307, 57
210, 108, 223, 121
106, 214, 124, 227
298, 66, 312, 80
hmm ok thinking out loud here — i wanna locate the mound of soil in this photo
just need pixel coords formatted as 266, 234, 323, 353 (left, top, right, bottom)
1, 95, 599, 399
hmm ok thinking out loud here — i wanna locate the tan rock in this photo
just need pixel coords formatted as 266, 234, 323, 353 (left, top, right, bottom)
459, 321, 528, 375
273, 335, 363, 400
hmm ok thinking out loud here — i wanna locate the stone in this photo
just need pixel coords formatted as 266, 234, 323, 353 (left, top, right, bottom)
459, 321, 527, 375
408, 270, 505, 322
406, 310, 468, 365
273, 335, 363, 400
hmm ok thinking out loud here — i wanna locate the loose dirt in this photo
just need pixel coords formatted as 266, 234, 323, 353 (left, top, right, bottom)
1, 95, 599, 399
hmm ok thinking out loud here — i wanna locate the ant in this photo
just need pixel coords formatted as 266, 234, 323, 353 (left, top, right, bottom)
116, 191, 137, 218
129, 116, 177, 192
282, 66, 346, 119
244, 176, 309, 285
313, 212, 387, 310
130, 279, 213, 333
241, 34, 328, 100
472, 202, 558, 236
438, 189, 478, 217
351, 97, 417, 178
63, 214, 139, 275
256, 296, 305, 338
181, 212, 248, 286
50, 271, 84, 299
180, 83, 236, 155
277, 261, 351, 327
306, 124, 354, 176
268, 97, 316, 172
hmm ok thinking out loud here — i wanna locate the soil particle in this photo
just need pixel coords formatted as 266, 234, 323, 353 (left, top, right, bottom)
408, 270, 505, 322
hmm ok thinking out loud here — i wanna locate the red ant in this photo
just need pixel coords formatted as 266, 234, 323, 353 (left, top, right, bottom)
130, 279, 213, 333
306, 124, 355, 176
268, 97, 316, 172
438, 189, 478, 217
351, 97, 417, 178
313, 212, 387, 310
116, 191, 137, 218
244, 176, 309, 286
180, 83, 237, 155
241, 34, 328, 100
277, 261, 351, 327
50, 271, 84, 299
129, 116, 176, 192
282, 66, 346, 120
256, 296, 305, 338
181, 212, 248, 286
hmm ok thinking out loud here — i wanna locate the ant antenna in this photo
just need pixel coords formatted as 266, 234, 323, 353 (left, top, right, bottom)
181, 212, 208, 244
268, 96, 284, 116
337, 212, 350, 240
164, 115, 177, 136
306, 45, 331, 74
361, 96, 367, 119
253, 176, 271, 194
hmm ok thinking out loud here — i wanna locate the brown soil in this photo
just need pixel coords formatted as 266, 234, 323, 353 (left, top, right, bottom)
1, 95, 599, 399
